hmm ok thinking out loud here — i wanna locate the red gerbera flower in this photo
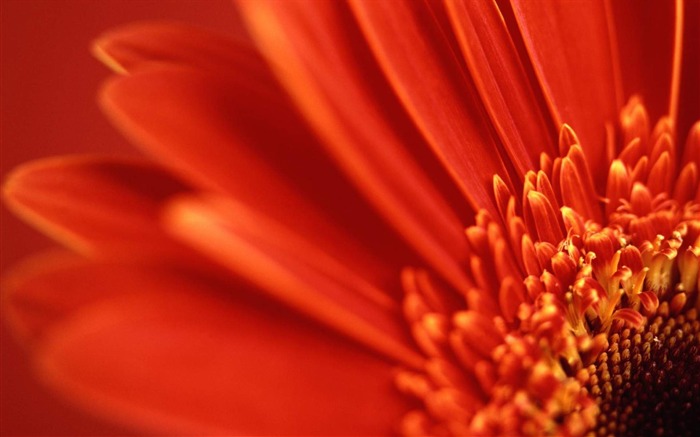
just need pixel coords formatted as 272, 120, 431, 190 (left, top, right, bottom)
3, 0, 699, 435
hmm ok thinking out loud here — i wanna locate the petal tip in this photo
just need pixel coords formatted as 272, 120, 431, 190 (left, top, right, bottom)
91, 37, 129, 75
2, 157, 61, 207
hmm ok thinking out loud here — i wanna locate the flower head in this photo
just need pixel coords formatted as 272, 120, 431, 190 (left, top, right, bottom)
3, 0, 699, 435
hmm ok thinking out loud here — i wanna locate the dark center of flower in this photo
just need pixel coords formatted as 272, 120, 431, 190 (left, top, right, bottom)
586, 309, 700, 437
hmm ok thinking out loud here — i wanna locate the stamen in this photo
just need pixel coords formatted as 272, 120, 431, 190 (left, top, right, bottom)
396, 98, 699, 435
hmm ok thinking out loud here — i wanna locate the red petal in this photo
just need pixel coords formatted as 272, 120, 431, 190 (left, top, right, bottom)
498, 277, 526, 324
682, 122, 700, 169
3, 251, 109, 344
510, 0, 619, 173
8, 260, 410, 434
101, 68, 315, 214
551, 252, 578, 290
559, 147, 603, 223
349, 0, 518, 207
609, 0, 676, 122
677, 0, 700, 139
2, 156, 189, 258
605, 160, 631, 217
93, 22, 262, 76
526, 191, 563, 245
521, 233, 541, 277
674, 163, 698, 204
452, 311, 503, 358
493, 174, 514, 223
237, 0, 474, 291
445, 0, 557, 169
102, 67, 419, 276
638, 291, 660, 314
165, 194, 424, 369
646, 151, 672, 196
612, 308, 645, 329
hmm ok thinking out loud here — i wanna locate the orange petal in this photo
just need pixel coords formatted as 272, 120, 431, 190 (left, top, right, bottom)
2, 156, 189, 258
536, 171, 562, 217
674, 163, 697, 204
445, 0, 557, 169
3, 251, 107, 344
521, 233, 541, 277
682, 122, 700, 169
102, 67, 417, 275
629, 182, 653, 217
237, 0, 474, 291
638, 291, 660, 314
620, 99, 651, 157
649, 131, 674, 172
559, 146, 603, 223
101, 67, 318, 216
165, 194, 425, 369
93, 22, 262, 76
646, 151, 672, 196
526, 191, 563, 245
612, 308, 645, 329
498, 277, 526, 324
349, 0, 519, 206
8, 260, 410, 434
3, 251, 214, 343
605, 159, 631, 217
493, 174, 514, 224
510, 0, 619, 174
452, 311, 503, 358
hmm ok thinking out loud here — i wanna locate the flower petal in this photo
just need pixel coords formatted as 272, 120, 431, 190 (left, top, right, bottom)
6, 259, 410, 434
349, 0, 521, 202
165, 194, 424, 369
510, 0, 619, 172
93, 21, 261, 76
103, 65, 428, 286
445, 0, 557, 167
3, 251, 106, 344
100, 67, 308, 207
677, 0, 700, 139
609, 0, 677, 123
2, 156, 189, 258
237, 0, 474, 291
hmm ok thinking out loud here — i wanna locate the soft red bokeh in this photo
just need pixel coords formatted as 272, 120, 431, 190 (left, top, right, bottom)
1, 1, 243, 434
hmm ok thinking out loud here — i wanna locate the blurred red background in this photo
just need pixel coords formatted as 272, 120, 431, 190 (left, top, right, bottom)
1, 1, 243, 434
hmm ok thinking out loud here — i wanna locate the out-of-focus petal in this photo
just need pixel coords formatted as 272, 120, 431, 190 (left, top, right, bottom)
101, 67, 308, 208
92, 22, 261, 77
445, 0, 557, 167
5, 259, 410, 434
102, 66, 422, 289
510, 0, 619, 172
3, 251, 110, 344
610, 0, 676, 124
677, 0, 700, 140
237, 0, 474, 292
349, 0, 522, 200
2, 156, 189, 258
165, 194, 425, 369
612, 0, 698, 147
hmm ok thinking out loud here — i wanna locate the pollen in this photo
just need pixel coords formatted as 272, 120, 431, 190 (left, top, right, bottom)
396, 98, 700, 436
586, 310, 700, 436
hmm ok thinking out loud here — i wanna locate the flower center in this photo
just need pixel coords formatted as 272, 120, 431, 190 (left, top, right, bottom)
585, 309, 700, 436
395, 99, 700, 436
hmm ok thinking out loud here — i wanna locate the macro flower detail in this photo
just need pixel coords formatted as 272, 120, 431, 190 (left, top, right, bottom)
395, 104, 700, 435
2, 0, 698, 436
